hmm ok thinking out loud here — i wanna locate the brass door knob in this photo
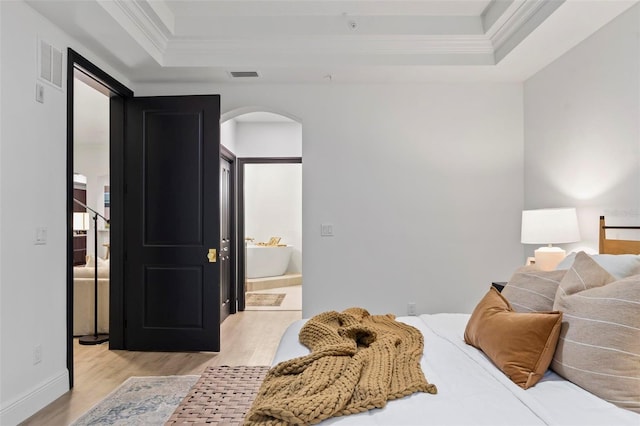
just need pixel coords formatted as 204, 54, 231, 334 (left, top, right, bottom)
207, 248, 217, 263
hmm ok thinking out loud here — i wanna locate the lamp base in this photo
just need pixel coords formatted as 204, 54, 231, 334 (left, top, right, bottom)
534, 246, 566, 271
79, 334, 109, 345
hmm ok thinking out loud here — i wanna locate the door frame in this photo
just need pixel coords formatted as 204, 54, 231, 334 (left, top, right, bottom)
66, 49, 133, 387
236, 157, 302, 311
220, 146, 238, 315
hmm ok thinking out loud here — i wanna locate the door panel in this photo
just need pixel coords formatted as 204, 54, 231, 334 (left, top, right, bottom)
144, 266, 203, 328
144, 113, 203, 245
125, 95, 220, 351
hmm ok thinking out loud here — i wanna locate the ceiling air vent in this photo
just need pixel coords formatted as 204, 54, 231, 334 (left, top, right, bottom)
229, 71, 260, 78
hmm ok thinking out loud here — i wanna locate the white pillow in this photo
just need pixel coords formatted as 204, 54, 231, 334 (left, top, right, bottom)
556, 253, 640, 279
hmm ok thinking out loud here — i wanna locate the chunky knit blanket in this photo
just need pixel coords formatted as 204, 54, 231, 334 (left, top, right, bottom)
245, 307, 437, 425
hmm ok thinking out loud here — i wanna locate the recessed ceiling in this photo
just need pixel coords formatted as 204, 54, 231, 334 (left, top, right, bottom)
27, 0, 638, 84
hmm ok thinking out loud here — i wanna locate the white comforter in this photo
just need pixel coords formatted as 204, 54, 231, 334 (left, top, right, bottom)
272, 313, 640, 426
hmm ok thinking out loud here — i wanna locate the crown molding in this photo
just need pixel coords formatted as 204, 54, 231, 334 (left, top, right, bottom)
94, 0, 566, 68
163, 35, 495, 67
485, 0, 565, 62
97, 0, 173, 64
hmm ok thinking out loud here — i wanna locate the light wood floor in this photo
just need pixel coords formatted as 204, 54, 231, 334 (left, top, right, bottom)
21, 310, 302, 426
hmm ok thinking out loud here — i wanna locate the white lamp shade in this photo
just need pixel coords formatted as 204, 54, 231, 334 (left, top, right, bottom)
521, 208, 580, 244
73, 212, 90, 231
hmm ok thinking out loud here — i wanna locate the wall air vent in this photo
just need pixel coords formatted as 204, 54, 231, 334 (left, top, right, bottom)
229, 71, 260, 78
38, 38, 63, 89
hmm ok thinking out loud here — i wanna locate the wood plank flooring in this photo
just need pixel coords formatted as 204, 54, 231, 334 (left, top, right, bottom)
21, 310, 301, 426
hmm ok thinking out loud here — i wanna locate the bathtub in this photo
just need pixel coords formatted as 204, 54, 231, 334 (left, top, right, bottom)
246, 244, 293, 278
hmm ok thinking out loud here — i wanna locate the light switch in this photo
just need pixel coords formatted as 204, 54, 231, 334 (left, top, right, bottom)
35, 227, 47, 245
320, 223, 334, 237
36, 83, 44, 103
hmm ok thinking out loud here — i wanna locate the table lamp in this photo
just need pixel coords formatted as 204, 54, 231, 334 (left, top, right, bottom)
521, 207, 580, 271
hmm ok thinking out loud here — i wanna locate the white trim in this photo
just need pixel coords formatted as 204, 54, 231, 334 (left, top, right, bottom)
221, 107, 302, 125
0, 370, 69, 426
97, 0, 171, 64
163, 35, 495, 67
487, 0, 565, 62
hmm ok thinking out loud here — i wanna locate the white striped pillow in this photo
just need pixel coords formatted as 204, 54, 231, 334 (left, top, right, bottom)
502, 268, 566, 312
552, 252, 640, 413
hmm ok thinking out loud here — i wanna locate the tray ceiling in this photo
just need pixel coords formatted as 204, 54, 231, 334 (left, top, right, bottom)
27, 0, 638, 83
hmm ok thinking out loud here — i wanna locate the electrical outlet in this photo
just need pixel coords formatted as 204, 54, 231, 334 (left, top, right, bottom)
407, 302, 417, 316
33, 345, 42, 365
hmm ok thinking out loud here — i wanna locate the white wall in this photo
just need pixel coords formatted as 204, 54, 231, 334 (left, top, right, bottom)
136, 82, 525, 317
524, 4, 640, 255
220, 119, 236, 153
0, 2, 130, 424
235, 121, 302, 158
245, 164, 303, 274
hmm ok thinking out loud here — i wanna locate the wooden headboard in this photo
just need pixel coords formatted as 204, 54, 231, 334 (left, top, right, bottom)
599, 216, 640, 254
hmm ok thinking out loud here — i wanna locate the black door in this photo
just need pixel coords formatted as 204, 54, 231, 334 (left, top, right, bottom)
124, 95, 220, 351
220, 157, 232, 322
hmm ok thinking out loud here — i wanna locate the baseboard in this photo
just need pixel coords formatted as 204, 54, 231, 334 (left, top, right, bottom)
0, 369, 69, 426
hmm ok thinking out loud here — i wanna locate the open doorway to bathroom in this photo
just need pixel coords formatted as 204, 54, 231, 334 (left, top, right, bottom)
241, 161, 302, 311
220, 111, 302, 313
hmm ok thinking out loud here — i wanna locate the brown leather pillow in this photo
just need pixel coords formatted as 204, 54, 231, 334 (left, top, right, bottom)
464, 287, 563, 389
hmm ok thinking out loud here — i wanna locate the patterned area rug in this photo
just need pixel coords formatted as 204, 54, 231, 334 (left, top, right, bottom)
246, 293, 286, 307
167, 365, 270, 425
71, 375, 199, 425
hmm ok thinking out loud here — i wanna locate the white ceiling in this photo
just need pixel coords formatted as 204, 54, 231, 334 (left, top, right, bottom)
27, 0, 638, 84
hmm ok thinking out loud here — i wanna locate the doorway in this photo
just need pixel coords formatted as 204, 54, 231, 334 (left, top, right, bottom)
220, 110, 303, 313
68, 51, 227, 387
241, 161, 302, 312
72, 72, 111, 339
67, 49, 132, 386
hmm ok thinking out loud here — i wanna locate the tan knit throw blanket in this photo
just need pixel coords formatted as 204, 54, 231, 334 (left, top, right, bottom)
245, 307, 437, 425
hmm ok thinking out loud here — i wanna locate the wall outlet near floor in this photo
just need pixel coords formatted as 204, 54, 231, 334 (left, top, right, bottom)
33, 344, 42, 365
407, 302, 417, 316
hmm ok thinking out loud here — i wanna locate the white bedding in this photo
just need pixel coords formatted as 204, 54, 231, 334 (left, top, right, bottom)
272, 313, 640, 426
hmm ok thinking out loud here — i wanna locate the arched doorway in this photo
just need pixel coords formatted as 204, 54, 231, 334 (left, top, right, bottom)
220, 109, 302, 313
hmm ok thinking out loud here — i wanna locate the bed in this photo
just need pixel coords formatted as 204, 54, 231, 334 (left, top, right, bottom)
249, 216, 640, 425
